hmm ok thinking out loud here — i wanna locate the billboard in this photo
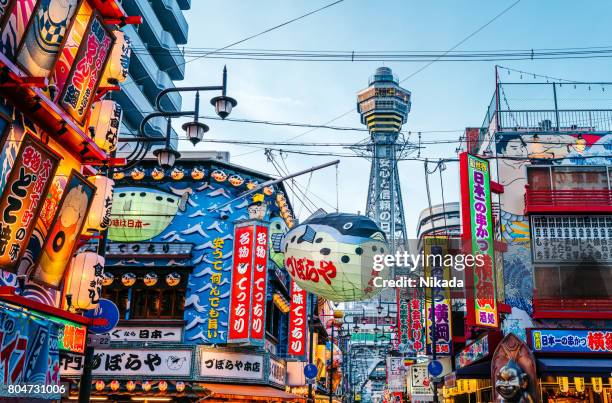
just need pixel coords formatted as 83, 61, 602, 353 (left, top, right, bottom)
424, 236, 452, 355
528, 329, 612, 354
250, 225, 269, 342
287, 280, 307, 357
227, 224, 255, 343
0, 135, 59, 270
31, 170, 95, 287
460, 152, 498, 329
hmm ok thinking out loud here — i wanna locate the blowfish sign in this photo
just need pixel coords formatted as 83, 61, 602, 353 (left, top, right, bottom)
0, 135, 59, 270
288, 280, 307, 357
227, 222, 269, 345
460, 153, 498, 329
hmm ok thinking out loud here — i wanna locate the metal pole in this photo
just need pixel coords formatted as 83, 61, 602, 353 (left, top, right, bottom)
308, 294, 315, 403
330, 323, 335, 403
552, 82, 560, 131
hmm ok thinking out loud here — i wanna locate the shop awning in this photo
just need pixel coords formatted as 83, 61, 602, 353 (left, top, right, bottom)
199, 383, 306, 401
537, 358, 612, 376
456, 360, 491, 379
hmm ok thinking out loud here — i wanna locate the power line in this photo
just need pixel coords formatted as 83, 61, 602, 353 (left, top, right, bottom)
125, 0, 345, 86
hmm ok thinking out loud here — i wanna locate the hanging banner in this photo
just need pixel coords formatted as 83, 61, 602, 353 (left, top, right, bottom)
424, 236, 452, 355
31, 170, 95, 287
409, 289, 426, 355
59, 12, 113, 124
16, 0, 79, 77
250, 224, 269, 344
0, 135, 59, 270
460, 152, 498, 329
396, 287, 409, 349
0, 0, 37, 60
227, 224, 255, 343
288, 279, 307, 357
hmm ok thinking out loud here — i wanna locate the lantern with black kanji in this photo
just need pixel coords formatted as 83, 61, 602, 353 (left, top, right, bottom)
83, 175, 114, 233
102, 30, 131, 85
64, 252, 104, 310
88, 100, 122, 153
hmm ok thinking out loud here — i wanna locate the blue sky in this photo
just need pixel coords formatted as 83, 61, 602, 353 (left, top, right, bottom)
173, 0, 612, 236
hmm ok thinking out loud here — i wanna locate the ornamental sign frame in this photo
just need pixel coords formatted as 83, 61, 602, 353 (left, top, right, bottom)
459, 152, 498, 329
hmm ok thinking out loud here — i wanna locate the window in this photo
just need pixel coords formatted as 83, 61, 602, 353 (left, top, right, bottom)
527, 166, 610, 191
266, 300, 282, 341
535, 266, 612, 299
131, 288, 185, 319
102, 289, 129, 319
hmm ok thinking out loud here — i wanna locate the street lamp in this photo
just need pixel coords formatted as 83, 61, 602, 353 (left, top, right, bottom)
152, 118, 181, 168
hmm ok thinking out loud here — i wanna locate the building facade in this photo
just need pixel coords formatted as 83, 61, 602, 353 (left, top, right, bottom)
445, 77, 612, 402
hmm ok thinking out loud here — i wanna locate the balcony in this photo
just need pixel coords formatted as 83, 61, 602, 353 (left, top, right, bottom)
151, 0, 189, 45
533, 297, 612, 319
524, 186, 612, 214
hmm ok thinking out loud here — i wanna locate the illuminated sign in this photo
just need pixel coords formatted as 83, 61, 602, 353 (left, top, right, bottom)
0, 135, 59, 270
38, 313, 86, 354
460, 152, 498, 328
455, 335, 489, 368
32, 170, 95, 287
59, 13, 113, 123
424, 236, 452, 355
227, 224, 255, 343
250, 225, 269, 343
529, 329, 612, 354
287, 280, 307, 357
396, 287, 409, 347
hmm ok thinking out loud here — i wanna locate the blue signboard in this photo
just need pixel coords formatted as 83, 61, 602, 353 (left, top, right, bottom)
428, 360, 443, 377
529, 329, 612, 354
84, 299, 119, 334
304, 363, 318, 379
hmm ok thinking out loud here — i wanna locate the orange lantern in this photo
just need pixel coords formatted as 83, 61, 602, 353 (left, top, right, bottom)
126, 381, 136, 391
110, 380, 120, 391
142, 381, 151, 392
95, 380, 105, 391
176, 381, 185, 392
158, 381, 168, 392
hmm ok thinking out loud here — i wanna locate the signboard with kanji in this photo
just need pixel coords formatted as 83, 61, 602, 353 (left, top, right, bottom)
250, 225, 269, 344
228, 223, 255, 343
198, 350, 265, 381
460, 152, 498, 329
528, 329, 612, 354
424, 236, 453, 355
287, 280, 307, 357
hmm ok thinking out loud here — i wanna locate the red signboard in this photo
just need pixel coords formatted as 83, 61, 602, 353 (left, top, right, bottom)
0, 135, 59, 270
250, 225, 269, 343
288, 279, 307, 357
59, 13, 113, 124
227, 224, 255, 343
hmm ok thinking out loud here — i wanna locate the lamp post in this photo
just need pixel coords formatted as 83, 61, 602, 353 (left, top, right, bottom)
329, 309, 343, 403
117, 66, 237, 171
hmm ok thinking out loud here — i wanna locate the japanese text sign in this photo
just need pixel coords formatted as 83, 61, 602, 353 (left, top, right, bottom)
199, 350, 264, 381
250, 225, 269, 343
59, 14, 113, 124
228, 224, 255, 343
424, 237, 453, 355
455, 335, 489, 368
288, 280, 307, 357
460, 152, 498, 328
529, 329, 612, 354
37, 313, 87, 354
60, 348, 193, 377
396, 287, 409, 348
0, 135, 59, 270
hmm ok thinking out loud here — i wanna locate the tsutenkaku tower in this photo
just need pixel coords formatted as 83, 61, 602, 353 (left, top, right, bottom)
357, 67, 411, 252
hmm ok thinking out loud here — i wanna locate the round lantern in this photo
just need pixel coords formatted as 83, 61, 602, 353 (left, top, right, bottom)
158, 380, 168, 392
142, 381, 151, 392
65, 252, 104, 310
88, 100, 122, 153
191, 167, 205, 180
228, 174, 244, 186
151, 167, 165, 180
113, 171, 125, 180
176, 381, 185, 392
83, 175, 114, 233
102, 30, 131, 85
126, 381, 136, 391
143, 272, 158, 287
121, 272, 136, 287
171, 167, 185, 180
281, 213, 389, 302
131, 168, 145, 180
166, 272, 181, 287
211, 170, 227, 182
95, 380, 105, 391
263, 186, 274, 196
246, 181, 258, 190
102, 271, 114, 286
110, 380, 120, 391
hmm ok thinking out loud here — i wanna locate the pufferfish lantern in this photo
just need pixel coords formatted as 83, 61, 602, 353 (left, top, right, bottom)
166, 272, 181, 287
281, 213, 389, 302
130, 167, 145, 181
102, 271, 114, 286
211, 170, 227, 182
151, 167, 165, 181
121, 272, 136, 287
191, 167, 205, 180
228, 174, 244, 187
171, 167, 185, 180
143, 272, 158, 286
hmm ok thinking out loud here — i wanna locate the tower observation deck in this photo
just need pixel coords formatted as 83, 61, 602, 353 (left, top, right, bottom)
357, 67, 411, 251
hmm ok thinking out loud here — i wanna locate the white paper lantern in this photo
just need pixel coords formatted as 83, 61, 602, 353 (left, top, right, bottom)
102, 30, 131, 85
83, 175, 114, 233
88, 100, 122, 153
65, 252, 104, 310
282, 213, 389, 302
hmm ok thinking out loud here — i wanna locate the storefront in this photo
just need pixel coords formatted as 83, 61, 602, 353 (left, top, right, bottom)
527, 328, 612, 402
